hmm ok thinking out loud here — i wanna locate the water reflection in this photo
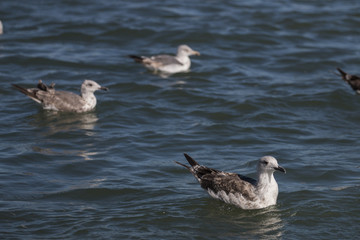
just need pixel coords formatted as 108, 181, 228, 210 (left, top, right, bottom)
27, 111, 99, 135
32, 146, 98, 161
200, 202, 284, 239
241, 207, 284, 239
27, 111, 100, 160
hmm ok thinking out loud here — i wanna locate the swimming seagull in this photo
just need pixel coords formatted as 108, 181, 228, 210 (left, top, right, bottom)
176, 153, 286, 210
337, 68, 360, 94
129, 45, 200, 76
12, 80, 108, 113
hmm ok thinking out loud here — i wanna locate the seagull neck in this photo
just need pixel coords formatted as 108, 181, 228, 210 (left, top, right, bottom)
81, 90, 96, 101
176, 53, 190, 64
256, 171, 279, 205
257, 171, 275, 187
80, 90, 97, 111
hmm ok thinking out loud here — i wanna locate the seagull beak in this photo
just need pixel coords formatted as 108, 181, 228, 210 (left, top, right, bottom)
274, 165, 286, 173
100, 86, 109, 91
192, 50, 200, 56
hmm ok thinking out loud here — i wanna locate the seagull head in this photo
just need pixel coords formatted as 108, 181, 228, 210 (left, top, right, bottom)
177, 45, 200, 57
81, 80, 108, 94
257, 156, 286, 174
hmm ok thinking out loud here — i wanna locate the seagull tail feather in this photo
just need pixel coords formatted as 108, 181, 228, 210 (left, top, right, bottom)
174, 161, 191, 170
128, 55, 144, 63
184, 153, 199, 167
12, 84, 41, 103
337, 68, 348, 81
175, 153, 200, 170
12, 84, 32, 96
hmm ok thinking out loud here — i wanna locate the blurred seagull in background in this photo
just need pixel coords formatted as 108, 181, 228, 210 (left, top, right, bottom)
176, 153, 286, 210
12, 80, 108, 113
337, 68, 360, 94
129, 45, 200, 77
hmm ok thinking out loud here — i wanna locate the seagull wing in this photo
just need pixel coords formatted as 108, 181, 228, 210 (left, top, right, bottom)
37, 90, 85, 112
198, 168, 258, 201
150, 55, 183, 66
177, 154, 258, 201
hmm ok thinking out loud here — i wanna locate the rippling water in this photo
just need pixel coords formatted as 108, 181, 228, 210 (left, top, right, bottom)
1, 1, 360, 239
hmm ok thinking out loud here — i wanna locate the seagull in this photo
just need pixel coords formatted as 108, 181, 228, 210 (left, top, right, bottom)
176, 153, 286, 210
337, 68, 360, 94
129, 45, 200, 76
0, 20, 3, 34
12, 79, 108, 113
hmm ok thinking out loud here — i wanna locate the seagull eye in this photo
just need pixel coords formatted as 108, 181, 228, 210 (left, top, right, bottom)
262, 161, 268, 165
88, 83, 93, 87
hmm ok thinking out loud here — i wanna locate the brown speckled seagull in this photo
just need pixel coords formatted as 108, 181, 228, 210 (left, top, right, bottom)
12, 80, 108, 113
176, 153, 286, 210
